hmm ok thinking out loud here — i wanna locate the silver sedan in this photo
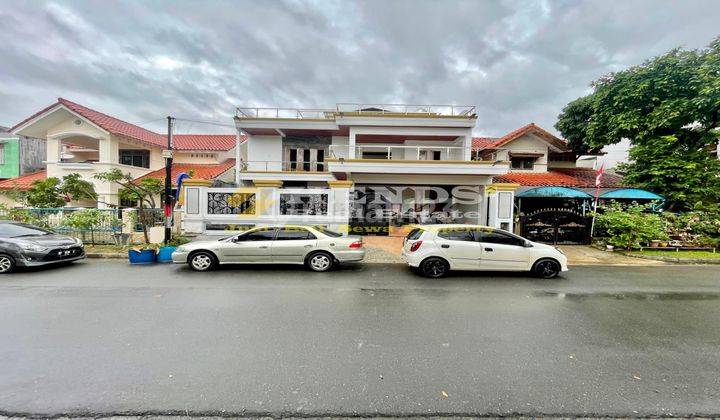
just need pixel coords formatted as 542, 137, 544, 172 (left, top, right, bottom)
172, 225, 365, 272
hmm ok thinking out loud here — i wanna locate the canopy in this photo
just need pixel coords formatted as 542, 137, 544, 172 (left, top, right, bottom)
599, 188, 664, 200
517, 186, 592, 198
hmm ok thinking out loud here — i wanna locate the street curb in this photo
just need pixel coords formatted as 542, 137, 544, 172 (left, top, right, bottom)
619, 252, 720, 264
86, 253, 126, 259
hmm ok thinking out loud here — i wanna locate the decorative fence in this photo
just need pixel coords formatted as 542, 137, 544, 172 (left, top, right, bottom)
0, 207, 167, 245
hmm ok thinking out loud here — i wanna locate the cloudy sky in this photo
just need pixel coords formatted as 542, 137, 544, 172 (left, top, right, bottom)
1, 0, 719, 137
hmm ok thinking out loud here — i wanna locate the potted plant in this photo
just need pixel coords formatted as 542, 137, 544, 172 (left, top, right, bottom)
157, 236, 191, 263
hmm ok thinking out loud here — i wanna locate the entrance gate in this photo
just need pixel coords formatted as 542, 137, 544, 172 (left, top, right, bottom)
521, 207, 591, 245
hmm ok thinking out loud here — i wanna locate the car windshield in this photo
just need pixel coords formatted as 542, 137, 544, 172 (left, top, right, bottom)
0, 223, 54, 238
312, 226, 343, 237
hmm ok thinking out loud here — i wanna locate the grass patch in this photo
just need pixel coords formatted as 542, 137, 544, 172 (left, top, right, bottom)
628, 249, 720, 259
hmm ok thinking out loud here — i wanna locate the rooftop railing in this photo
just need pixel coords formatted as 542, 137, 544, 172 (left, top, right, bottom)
236, 103, 476, 119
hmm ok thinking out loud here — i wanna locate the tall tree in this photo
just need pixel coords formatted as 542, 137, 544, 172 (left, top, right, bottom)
555, 38, 720, 209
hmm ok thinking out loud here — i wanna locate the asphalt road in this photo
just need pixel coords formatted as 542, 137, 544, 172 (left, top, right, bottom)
0, 260, 719, 418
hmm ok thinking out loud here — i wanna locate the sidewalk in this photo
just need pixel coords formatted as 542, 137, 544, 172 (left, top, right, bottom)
361, 236, 664, 266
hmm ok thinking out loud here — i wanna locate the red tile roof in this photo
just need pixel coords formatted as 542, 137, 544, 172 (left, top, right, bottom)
494, 168, 625, 188
473, 123, 570, 152
11, 98, 239, 151
173, 134, 241, 151
134, 159, 236, 185
0, 170, 47, 190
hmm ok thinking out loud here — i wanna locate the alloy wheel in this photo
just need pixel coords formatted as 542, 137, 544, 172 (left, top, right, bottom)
0, 256, 14, 273
536, 260, 560, 279
191, 254, 213, 271
422, 258, 448, 278
309, 254, 332, 271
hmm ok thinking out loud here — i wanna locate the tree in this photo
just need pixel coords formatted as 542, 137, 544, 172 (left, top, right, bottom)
555, 38, 720, 209
94, 169, 163, 244
23, 174, 97, 208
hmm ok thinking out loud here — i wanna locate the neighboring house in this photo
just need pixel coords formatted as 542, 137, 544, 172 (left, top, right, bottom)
0, 126, 45, 179
472, 123, 661, 244
181, 103, 517, 236
7, 98, 239, 207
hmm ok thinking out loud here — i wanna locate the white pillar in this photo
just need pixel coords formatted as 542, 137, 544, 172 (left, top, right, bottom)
235, 129, 243, 185
348, 127, 356, 159
462, 131, 472, 161
485, 183, 519, 232
328, 180, 353, 235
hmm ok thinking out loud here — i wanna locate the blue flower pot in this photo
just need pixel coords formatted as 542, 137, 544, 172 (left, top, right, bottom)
128, 249, 157, 264
157, 246, 177, 263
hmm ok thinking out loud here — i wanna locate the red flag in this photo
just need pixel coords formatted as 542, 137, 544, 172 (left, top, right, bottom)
595, 163, 605, 187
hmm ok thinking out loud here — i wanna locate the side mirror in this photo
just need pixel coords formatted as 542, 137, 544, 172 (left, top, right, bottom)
524, 241, 533, 248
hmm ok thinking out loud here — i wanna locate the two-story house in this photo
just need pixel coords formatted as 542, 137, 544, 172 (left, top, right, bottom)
180, 104, 517, 236
2, 98, 238, 207
473, 123, 662, 244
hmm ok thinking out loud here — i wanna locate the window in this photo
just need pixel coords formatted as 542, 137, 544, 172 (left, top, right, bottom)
237, 228, 276, 241
511, 157, 535, 170
0, 143, 5, 165
406, 228, 424, 241
361, 151, 391, 159
313, 225, 343, 237
479, 230, 525, 247
275, 228, 316, 240
419, 150, 442, 161
437, 228, 476, 242
119, 150, 150, 168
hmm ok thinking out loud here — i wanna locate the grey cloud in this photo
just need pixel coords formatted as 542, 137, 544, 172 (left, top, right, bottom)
1, 0, 718, 136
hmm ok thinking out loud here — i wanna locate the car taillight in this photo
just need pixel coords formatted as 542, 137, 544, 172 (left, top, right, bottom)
409, 240, 422, 252
349, 240, 363, 249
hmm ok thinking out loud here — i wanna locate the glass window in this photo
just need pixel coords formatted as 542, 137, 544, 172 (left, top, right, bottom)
0, 143, 5, 165
275, 228, 316, 240
237, 228, 276, 241
313, 226, 343, 237
406, 228, 424, 241
119, 150, 150, 168
479, 230, 525, 246
437, 228, 476, 242
511, 157, 535, 170
0, 222, 53, 237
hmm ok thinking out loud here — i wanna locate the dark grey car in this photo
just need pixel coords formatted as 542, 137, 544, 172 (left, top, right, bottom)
0, 221, 85, 273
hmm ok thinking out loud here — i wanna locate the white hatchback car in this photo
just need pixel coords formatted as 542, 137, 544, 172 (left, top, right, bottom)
402, 224, 568, 278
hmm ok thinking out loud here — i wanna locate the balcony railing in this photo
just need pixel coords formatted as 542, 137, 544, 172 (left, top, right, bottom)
236, 103, 476, 119
240, 160, 329, 172
328, 144, 469, 160
336, 103, 476, 117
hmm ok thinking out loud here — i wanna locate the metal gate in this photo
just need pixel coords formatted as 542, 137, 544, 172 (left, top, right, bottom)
521, 208, 591, 245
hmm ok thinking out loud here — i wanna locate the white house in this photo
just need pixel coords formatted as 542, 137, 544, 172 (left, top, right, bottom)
5, 98, 238, 207
180, 104, 518, 236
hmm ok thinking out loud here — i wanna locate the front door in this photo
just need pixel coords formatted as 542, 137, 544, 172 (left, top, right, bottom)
222, 227, 276, 262
271, 227, 318, 263
436, 227, 481, 270
477, 229, 529, 270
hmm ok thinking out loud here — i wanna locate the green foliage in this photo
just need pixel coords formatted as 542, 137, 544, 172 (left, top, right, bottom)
594, 203, 668, 249
556, 37, 720, 209
0, 204, 51, 228
166, 235, 191, 247
664, 202, 720, 247
94, 169, 163, 244
59, 209, 122, 245
23, 174, 97, 208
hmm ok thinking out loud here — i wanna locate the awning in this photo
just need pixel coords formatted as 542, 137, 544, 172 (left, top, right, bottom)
509, 151, 544, 158
517, 186, 593, 198
599, 188, 664, 200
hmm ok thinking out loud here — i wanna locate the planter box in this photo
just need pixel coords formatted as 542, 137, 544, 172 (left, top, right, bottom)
156, 246, 177, 263
128, 249, 157, 264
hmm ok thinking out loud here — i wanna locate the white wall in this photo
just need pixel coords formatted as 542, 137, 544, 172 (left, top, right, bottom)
246, 135, 283, 170
496, 134, 549, 173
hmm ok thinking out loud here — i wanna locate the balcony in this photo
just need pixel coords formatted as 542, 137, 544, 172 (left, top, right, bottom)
235, 103, 476, 120
329, 144, 468, 161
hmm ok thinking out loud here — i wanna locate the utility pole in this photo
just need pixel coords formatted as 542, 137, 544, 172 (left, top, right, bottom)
164, 116, 174, 244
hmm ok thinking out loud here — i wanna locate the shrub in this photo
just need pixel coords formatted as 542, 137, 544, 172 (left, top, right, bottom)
594, 203, 668, 249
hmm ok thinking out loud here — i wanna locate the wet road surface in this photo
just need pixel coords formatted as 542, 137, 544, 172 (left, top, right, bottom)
0, 260, 719, 417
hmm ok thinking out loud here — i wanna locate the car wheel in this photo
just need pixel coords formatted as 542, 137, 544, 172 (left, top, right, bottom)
188, 251, 217, 272
0, 254, 16, 274
419, 257, 449, 278
533, 258, 561, 279
306, 252, 334, 272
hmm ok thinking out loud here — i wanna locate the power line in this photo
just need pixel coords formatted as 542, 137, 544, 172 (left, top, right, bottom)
173, 117, 236, 129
